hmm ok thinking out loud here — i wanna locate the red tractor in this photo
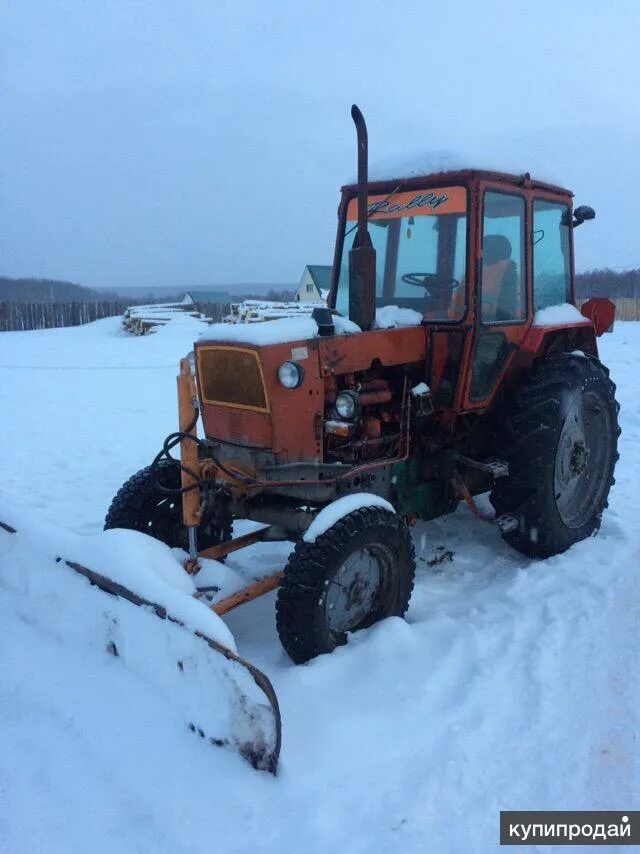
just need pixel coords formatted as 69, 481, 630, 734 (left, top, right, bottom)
107, 106, 620, 663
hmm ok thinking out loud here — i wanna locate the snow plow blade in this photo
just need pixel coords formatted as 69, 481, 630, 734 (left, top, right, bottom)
0, 520, 281, 774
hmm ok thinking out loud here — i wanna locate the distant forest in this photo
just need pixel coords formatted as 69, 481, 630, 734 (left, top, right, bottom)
0, 277, 122, 303
0, 277, 295, 304
575, 269, 640, 298
243, 288, 297, 302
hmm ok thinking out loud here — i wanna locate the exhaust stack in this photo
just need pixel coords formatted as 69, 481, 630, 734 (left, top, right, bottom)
348, 104, 376, 331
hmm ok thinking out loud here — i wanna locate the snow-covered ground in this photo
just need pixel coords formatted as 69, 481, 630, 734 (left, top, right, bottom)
0, 316, 638, 853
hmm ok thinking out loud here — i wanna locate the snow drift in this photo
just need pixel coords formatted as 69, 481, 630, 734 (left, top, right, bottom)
1, 316, 639, 853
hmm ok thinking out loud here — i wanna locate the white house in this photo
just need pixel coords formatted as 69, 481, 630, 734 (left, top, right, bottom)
296, 265, 331, 303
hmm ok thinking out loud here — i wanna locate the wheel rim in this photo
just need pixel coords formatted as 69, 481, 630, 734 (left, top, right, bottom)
554, 389, 612, 529
324, 545, 390, 633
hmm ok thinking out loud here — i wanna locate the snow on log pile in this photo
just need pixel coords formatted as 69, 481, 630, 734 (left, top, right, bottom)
122, 300, 209, 336
224, 298, 326, 324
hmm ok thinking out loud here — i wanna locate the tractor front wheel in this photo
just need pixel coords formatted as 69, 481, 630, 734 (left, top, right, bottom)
276, 506, 415, 664
490, 352, 620, 559
104, 460, 232, 553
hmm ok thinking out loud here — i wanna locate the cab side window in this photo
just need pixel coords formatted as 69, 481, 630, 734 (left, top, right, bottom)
533, 199, 571, 310
481, 192, 526, 323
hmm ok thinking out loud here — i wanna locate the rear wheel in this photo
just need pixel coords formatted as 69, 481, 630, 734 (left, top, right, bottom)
276, 506, 415, 663
490, 352, 620, 558
104, 460, 232, 552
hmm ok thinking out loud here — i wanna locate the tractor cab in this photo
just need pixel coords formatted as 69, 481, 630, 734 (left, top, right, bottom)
330, 169, 582, 326
329, 166, 595, 410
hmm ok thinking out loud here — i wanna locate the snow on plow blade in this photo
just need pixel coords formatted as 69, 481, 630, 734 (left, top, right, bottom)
0, 520, 281, 774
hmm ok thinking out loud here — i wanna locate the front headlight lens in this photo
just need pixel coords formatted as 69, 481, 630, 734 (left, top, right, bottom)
335, 390, 359, 420
278, 360, 304, 389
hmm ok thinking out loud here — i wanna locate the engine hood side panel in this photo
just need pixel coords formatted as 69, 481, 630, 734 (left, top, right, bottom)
318, 327, 426, 376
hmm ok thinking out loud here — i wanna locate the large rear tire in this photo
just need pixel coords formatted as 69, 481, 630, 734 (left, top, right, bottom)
276, 506, 415, 664
104, 460, 232, 552
490, 352, 620, 559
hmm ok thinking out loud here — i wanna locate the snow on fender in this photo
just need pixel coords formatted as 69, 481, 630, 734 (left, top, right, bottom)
303, 493, 395, 543
532, 303, 588, 326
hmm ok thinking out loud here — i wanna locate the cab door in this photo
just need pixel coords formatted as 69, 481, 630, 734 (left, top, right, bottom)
461, 184, 531, 409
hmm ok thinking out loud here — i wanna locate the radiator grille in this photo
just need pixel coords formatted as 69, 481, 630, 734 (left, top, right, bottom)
197, 346, 268, 411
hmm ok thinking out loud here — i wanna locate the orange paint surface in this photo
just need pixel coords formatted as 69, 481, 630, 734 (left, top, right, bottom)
347, 186, 467, 221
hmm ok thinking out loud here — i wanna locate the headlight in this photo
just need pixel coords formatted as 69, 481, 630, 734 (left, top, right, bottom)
335, 390, 360, 420
278, 360, 304, 389
186, 350, 196, 375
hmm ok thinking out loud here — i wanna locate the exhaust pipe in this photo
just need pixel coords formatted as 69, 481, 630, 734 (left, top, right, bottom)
348, 104, 376, 331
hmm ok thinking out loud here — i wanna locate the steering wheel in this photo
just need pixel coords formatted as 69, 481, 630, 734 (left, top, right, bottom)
401, 273, 460, 295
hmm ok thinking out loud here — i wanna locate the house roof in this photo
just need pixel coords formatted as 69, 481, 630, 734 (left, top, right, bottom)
306, 265, 332, 293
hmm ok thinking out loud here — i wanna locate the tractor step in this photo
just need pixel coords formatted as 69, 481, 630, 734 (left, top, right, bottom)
483, 459, 510, 478
496, 514, 519, 533
455, 455, 509, 478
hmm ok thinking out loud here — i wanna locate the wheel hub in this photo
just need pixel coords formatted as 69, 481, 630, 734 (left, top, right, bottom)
569, 440, 587, 475
554, 391, 613, 529
325, 548, 381, 633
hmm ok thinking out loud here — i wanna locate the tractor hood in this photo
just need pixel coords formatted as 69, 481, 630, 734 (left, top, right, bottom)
194, 315, 426, 464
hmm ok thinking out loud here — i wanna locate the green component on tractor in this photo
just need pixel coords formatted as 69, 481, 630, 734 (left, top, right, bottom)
391, 458, 458, 521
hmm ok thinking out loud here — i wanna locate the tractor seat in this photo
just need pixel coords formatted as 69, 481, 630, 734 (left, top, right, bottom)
482, 235, 520, 321
483, 234, 512, 265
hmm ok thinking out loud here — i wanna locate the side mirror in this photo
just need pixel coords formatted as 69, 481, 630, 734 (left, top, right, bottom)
573, 205, 596, 227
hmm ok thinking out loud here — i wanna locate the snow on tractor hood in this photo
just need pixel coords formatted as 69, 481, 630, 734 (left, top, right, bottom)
198, 307, 423, 346
199, 315, 355, 346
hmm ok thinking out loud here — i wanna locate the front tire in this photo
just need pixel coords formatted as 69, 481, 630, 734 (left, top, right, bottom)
490, 352, 620, 558
104, 460, 232, 552
276, 506, 415, 664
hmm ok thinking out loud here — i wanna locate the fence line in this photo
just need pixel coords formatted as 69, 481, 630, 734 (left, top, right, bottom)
611, 298, 640, 321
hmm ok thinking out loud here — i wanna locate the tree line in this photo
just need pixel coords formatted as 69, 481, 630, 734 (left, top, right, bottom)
575, 268, 640, 298
0, 276, 120, 302
0, 299, 234, 332
0, 301, 131, 332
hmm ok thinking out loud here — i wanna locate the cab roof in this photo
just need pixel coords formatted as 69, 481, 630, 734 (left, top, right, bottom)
341, 169, 573, 198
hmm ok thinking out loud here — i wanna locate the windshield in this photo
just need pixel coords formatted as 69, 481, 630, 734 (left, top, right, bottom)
335, 186, 468, 322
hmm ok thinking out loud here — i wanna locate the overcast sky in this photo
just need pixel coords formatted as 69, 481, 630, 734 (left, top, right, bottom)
2, 1, 640, 290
